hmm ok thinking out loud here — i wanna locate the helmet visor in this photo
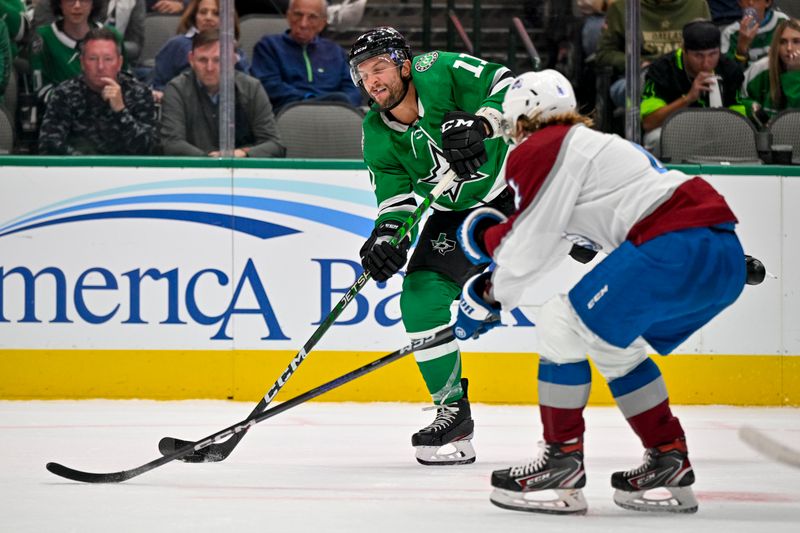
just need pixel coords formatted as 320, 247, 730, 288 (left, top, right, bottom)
349, 51, 405, 86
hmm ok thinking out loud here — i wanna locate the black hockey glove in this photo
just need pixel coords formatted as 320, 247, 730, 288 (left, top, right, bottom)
359, 221, 411, 282
440, 111, 491, 180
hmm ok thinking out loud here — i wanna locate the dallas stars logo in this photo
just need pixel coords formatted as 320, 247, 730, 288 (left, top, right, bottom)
431, 233, 456, 255
420, 142, 488, 203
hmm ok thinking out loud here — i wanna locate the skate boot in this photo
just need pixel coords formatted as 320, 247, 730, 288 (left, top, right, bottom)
490, 441, 587, 515
412, 378, 475, 465
611, 437, 698, 513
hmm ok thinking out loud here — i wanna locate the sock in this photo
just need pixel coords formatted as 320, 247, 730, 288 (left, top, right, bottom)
608, 357, 684, 448
538, 358, 592, 443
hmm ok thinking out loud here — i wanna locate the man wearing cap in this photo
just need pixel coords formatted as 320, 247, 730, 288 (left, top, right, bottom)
641, 19, 746, 154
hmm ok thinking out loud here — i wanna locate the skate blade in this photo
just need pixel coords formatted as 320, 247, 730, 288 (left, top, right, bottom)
613, 486, 698, 513
490, 487, 588, 515
415, 438, 476, 466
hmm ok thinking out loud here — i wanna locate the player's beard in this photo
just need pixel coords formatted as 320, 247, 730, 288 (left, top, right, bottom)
371, 71, 410, 112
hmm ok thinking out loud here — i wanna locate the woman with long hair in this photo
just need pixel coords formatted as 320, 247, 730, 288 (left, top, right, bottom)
152, 0, 247, 90
742, 18, 800, 123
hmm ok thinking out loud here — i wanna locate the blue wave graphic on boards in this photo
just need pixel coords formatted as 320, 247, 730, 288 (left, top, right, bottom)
0, 192, 374, 239
0, 210, 300, 239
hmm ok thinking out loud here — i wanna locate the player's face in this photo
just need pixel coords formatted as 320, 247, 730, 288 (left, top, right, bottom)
189, 41, 222, 94
684, 48, 720, 77
355, 55, 408, 108
778, 26, 800, 70
194, 0, 220, 33
80, 39, 122, 92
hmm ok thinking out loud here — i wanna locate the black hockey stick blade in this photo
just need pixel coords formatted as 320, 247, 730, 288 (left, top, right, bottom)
155, 170, 461, 464
46, 329, 454, 483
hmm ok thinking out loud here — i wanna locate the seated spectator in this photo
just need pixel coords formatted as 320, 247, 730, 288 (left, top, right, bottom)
151, 0, 248, 90
596, 0, 711, 109
148, 0, 187, 13
0, 0, 28, 57
742, 18, 800, 124
160, 29, 284, 157
38, 27, 158, 154
30, 0, 127, 102
577, 0, 607, 58
641, 20, 745, 153
250, 0, 361, 113
35, 0, 146, 63
721, 0, 789, 68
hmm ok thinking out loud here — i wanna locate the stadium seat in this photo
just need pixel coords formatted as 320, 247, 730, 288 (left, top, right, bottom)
0, 107, 14, 154
768, 109, 800, 164
239, 14, 288, 61
139, 14, 181, 68
660, 108, 761, 164
774, 0, 800, 18
276, 101, 364, 159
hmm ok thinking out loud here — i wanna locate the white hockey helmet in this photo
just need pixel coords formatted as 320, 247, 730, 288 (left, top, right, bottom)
501, 69, 577, 145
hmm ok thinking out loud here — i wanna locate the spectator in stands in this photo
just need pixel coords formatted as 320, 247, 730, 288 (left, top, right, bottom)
1, 0, 28, 57
577, 0, 608, 58
38, 27, 158, 154
35, 0, 146, 64
30, 0, 127, 102
161, 29, 284, 157
148, 0, 187, 13
709, 0, 742, 26
250, 0, 361, 113
151, 0, 248, 91
596, 0, 711, 109
641, 20, 745, 153
742, 18, 800, 123
721, 0, 789, 68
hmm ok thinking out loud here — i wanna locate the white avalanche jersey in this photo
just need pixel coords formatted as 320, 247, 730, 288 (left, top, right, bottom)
484, 124, 737, 309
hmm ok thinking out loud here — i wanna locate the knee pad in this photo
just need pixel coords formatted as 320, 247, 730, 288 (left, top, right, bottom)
537, 296, 649, 380
536, 295, 591, 365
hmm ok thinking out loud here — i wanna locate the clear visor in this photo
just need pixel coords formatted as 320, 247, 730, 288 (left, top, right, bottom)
349, 53, 402, 86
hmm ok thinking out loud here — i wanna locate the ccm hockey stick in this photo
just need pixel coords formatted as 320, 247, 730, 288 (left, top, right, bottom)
46, 328, 456, 483
158, 169, 460, 462
738, 426, 800, 468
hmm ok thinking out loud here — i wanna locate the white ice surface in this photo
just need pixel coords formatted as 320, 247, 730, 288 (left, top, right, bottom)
1, 401, 799, 532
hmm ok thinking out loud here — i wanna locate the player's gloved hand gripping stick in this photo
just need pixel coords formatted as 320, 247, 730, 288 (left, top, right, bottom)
157, 169, 461, 462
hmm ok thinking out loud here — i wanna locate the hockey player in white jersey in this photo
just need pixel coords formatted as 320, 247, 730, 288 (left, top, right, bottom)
452, 69, 758, 515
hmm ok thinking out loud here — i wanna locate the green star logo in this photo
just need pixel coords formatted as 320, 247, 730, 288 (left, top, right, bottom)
431, 232, 457, 255
415, 51, 439, 72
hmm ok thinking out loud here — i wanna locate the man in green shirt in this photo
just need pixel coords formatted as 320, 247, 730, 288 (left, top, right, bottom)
348, 27, 514, 465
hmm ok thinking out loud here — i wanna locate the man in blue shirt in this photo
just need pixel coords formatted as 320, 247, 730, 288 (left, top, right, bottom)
250, 0, 362, 112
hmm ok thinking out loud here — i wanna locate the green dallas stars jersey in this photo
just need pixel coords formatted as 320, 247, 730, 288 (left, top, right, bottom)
361, 51, 512, 240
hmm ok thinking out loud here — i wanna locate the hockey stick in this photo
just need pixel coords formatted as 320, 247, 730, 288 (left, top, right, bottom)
46, 328, 456, 483
158, 169, 460, 462
738, 425, 800, 468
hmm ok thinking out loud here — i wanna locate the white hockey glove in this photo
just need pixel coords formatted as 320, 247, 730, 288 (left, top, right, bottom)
454, 272, 502, 340
457, 207, 507, 265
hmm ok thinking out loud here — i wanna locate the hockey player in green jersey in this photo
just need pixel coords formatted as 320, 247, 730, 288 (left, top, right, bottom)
348, 27, 515, 465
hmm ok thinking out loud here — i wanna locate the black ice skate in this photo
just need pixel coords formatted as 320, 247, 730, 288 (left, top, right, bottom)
412, 378, 475, 465
490, 441, 587, 515
611, 437, 698, 513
